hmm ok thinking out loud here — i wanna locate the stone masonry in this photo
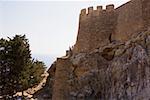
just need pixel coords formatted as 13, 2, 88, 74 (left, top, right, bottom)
73, 0, 150, 53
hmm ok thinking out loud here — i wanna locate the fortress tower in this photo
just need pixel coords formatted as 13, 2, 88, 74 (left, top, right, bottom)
73, 0, 150, 53
73, 4, 116, 53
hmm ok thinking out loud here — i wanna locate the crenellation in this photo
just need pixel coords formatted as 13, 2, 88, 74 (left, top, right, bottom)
80, 5, 110, 17
94, 6, 103, 16
106, 4, 115, 12
88, 7, 93, 14
80, 8, 86, 15
97, 6, 103, 11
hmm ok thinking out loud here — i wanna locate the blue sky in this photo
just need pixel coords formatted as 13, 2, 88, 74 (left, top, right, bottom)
0, 0, 129, 67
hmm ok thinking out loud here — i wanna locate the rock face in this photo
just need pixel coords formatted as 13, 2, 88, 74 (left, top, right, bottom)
50, 30, 150, 100
36, 0, 150, 100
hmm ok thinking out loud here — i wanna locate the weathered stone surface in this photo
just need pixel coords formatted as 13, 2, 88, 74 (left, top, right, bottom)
49, 30, 150, 100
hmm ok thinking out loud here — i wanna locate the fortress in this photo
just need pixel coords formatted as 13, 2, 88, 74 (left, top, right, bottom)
73, 0, 150, 53
34, 0, 150, 99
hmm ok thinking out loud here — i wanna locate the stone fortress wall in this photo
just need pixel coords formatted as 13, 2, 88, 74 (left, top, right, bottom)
73, 0, 150, 53
51, 0, 150, 100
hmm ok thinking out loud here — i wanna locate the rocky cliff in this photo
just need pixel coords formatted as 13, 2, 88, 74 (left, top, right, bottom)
33, 0, 150, 100
49, 30, 150, 100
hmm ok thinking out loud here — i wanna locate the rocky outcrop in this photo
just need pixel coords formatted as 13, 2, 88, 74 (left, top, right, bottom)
32, 30, 150, 100
49, 30, 150, 100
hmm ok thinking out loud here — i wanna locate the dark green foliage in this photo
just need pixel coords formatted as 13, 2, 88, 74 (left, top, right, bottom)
0, 35, 45, 98
0, 38, 15, 97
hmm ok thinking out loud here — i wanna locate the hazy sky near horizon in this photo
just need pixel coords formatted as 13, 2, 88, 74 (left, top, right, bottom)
0, 0, 129, 58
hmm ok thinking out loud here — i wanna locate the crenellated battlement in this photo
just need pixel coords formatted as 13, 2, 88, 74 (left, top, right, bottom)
80, 8, 86, 15
74, 0, 150, 53
106, 4, 115, 12
80, 4, 114, 16
76, 4, 116, 53
97, 6, 103, 12
88, 7, 93, 14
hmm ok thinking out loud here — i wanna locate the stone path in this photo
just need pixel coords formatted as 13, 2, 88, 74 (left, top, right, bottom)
14, 72, 49, 100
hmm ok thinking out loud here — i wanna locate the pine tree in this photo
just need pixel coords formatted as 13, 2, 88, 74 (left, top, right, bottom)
0, 35, 46, 98
0, 38, 14, 98
9, 35, 31, 92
